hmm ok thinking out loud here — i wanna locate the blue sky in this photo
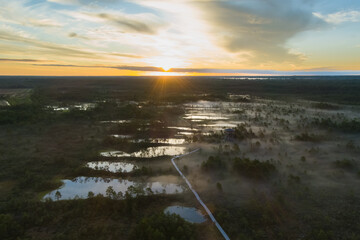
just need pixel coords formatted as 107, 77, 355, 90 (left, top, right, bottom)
0, 0, 359, 75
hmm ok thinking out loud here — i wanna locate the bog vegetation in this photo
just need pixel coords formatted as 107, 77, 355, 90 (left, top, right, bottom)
0, 76, 360, 240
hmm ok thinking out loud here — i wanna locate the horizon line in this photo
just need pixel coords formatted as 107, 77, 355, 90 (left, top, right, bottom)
1, 74, 360, 77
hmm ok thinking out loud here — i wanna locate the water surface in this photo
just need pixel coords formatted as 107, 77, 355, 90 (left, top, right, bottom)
184, 114, 229, 120
44, 177, 184, 200
86, 161, 135, 173
100, 120, 130, 124
134, 138, 186, 145
111, 134, 132, 139
100, 146, 186, 158
164, 206, 206, 223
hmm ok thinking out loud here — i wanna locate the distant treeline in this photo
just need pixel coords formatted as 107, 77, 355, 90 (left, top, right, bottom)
1, 76, 360, 104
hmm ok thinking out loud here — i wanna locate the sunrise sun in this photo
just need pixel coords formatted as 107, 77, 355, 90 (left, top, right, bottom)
148, 57, 185, 73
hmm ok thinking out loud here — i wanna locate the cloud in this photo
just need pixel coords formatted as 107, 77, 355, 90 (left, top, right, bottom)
0, 26, 145, 63
48, 0, 78, 4
68, 32, 90, 40
1, 0, 358, 74
0, 1, 63, 28
31, 63, 360, 75
26, 19, 62, 28
196, 0, 326, 62
0, 58, 48, 62
112, 66, 163, 71
34, 63, 163, 72
48, 0, 119, 6
169, 68, 360, 75
95, 12, 162, 34
0, 28, 97, 58
313, 11, 360, 24
34, 64, 89, 67
63, 10, 165, 35
110, 53, 144, 59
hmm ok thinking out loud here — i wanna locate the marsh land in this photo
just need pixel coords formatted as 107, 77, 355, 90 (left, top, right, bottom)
0, 76, 360, 240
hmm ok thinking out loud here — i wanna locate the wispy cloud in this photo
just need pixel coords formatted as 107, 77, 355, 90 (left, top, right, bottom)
0, 58, 49, 62
33, 63, 163, 72
0, 1, 63, 28
0, 26, 146, 64
63, 10, 165, 35
0, 29, 97, 58
48, 0, 78, 4
68, 32, 89, 40
110, 53, 144, 59
313, 11, 360, 24
25, 19, 62, 28
95, 12, 163, 34
48, 0, 121, 7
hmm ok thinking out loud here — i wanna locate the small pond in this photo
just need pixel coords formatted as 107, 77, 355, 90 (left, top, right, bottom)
164, 206, 206, 223
86, 161, 136, 173
111, 134, 132, 139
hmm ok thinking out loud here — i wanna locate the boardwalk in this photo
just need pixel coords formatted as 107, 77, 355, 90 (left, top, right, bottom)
171, 149, 230, 240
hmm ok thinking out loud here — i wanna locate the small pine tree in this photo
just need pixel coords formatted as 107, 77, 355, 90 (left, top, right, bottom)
55, 191, 62, 201
216, 182, 223, 192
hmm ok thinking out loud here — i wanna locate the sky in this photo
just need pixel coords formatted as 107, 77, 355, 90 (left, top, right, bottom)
0, 0, 359, 76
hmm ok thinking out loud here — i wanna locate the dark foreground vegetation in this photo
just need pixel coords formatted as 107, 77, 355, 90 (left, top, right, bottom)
130, 212, 196, 240
1, 194, 195, 240
214, 189, 360, 240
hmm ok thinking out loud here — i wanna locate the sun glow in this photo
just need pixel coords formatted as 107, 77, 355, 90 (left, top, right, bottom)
162, 66, 172, 72
147, 71, 185, 76
147, 57, 185, 73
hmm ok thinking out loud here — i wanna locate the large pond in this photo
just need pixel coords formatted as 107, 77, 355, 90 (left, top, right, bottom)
132, 138, 186, 145
100, 120, 130, 124
100, 146, 187, 158
46, 103, 96, 112
86, 161, 136, 173
164, 206, 206, 223
148, 138, 186, 145
184, 114, 229, 121
168, 126, 199, 132
44, 177, 184, 200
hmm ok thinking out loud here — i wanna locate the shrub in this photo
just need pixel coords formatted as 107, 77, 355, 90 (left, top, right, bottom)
0, 214, 22, 239
216, 182, 223, 191
130, 212, 196, 240
334, 159, 356, 170
234, 124, 256, 140
312, 102, 340, 110
233, 158, 276, 179
294, 133, 321, 142
313, 118, 360, 133
201, 156, 226, 171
